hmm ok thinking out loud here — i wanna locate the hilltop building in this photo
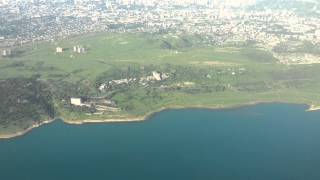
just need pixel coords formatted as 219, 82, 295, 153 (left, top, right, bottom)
56, 47, 63, 53
73, 45, 86, 54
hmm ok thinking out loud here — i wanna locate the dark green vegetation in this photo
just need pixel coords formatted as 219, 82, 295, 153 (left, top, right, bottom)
1, 32, 320, 136
0, 77, 55, 134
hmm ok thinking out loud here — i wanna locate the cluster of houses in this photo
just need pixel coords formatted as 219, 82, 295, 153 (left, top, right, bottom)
98, 71, 170, 92
56, 45, 86, 54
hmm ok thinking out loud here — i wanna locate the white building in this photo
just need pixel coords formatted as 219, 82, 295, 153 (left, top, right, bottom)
73, 45, 86, 54
2, 49, 11, 57
70, 98, 83, 106
56, 47, 63, 53
152, 71, 162, 81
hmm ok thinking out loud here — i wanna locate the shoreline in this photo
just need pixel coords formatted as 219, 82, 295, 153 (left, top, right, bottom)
0, 119, 55, 139
306, 104, 320, 112
0, 102, 319, 140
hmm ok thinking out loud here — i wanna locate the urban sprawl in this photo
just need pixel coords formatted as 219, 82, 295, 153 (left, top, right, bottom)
1, 0, 320, 64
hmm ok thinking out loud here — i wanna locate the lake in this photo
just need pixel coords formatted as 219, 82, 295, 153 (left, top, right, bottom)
1, 103, 320, 180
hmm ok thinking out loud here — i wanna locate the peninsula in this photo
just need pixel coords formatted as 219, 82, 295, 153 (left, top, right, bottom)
1, 32, 320, 139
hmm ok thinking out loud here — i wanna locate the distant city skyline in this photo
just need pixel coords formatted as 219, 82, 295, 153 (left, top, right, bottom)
1, 0, 257, 7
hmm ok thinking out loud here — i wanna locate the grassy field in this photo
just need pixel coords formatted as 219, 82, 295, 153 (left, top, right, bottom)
0, 33, 276, 80
1, 32, 320, 136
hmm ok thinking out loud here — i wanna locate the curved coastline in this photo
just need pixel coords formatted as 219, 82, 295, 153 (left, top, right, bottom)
0, 102, 319, 140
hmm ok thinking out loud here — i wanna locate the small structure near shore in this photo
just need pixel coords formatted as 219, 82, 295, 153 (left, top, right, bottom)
70, 97, 119, 113
70, 98, 84, 106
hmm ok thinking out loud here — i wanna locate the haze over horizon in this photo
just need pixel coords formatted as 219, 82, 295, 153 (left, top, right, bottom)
0, 0, 257, 7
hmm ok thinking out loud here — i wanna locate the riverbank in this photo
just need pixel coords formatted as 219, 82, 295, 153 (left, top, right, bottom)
0, 102, 319, 140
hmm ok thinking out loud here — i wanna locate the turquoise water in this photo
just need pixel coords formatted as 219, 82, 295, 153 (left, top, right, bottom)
1, 103, 320, 180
